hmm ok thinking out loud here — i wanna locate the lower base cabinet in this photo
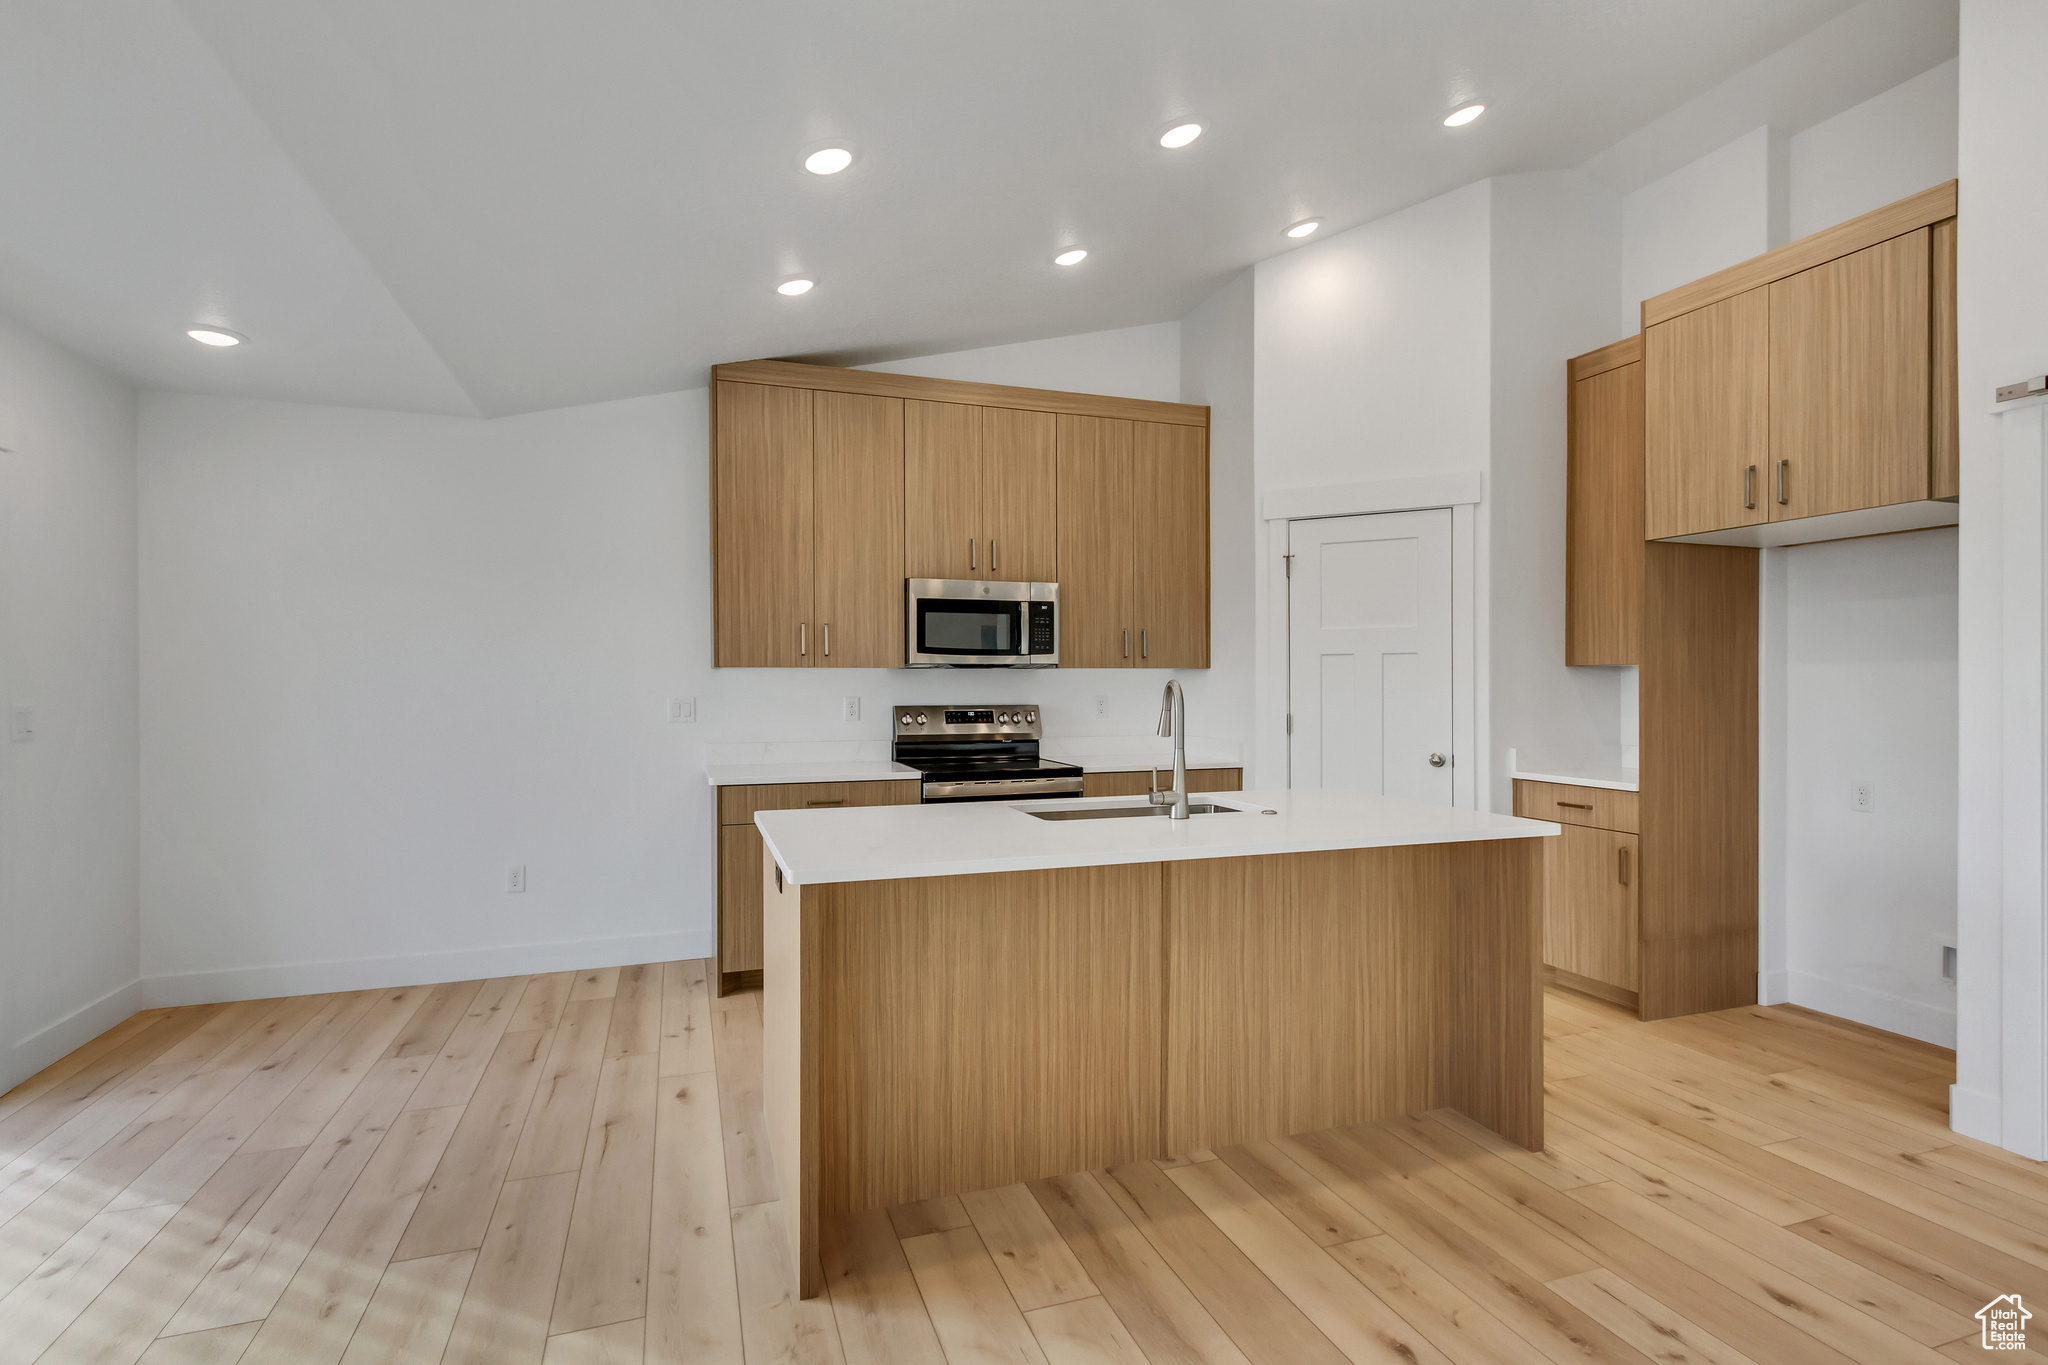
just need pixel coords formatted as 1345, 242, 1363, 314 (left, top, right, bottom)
716, 779, 920, 995
1515, 779, 1641, 1011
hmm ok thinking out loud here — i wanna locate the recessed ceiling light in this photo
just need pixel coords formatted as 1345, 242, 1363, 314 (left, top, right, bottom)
803, 146, 854, 175
186, 327, 244, 347
776, 278, 815, 296
1053, 248, 1088, 266
1159, 122, 1202, 149
1443, 103, 1486, 127
1285, 220, 1321, 239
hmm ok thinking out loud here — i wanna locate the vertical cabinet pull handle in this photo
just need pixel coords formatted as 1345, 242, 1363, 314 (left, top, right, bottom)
1142, 629, 1149, 659
1123, 628, 1130, 659
1744, 465, 1756, 510
992, 539, 998, 573
1776, 459, 1789, 506
969, 537, 977, 571
799, 622, 807, 658
1619, 846, 1631, 886
823, 623, 830, 657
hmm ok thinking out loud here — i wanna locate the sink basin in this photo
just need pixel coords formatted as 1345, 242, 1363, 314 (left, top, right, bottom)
1024, 802, 1255, 821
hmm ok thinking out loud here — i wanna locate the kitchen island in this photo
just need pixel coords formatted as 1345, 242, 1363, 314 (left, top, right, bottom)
755, 788, 1558, 1297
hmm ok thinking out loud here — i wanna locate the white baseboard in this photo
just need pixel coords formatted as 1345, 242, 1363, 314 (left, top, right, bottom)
4, 977, 148, 1096
140, 928, 717, 1009
1950, 1084, 2006, 1148
1758, 969, 1790, 1006
1784, 970, 1956, 1049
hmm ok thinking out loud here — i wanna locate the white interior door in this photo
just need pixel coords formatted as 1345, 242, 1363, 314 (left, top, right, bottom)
1288, 509, 1455, 803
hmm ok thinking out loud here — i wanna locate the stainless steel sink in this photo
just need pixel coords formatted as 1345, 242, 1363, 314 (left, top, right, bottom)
1023, 802, 1254, 821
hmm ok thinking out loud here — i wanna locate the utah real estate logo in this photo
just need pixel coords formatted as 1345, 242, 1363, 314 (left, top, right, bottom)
1979, 1294, 2031, 1350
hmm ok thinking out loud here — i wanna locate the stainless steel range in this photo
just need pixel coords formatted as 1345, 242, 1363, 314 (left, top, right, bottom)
893, 705, 1084, 803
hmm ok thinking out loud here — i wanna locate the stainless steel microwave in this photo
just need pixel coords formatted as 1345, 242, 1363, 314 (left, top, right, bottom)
905, 579, 1058, 668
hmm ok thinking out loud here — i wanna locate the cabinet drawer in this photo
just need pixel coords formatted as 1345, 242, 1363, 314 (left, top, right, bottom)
717, 779, 921, 825
1514, 779, 1637, 834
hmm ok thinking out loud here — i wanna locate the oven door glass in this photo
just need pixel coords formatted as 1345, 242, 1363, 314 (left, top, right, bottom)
916, 599, 1024, 658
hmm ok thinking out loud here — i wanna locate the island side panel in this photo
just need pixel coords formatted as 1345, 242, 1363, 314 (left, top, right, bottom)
1162, 846, 1449, 1153
813, 862, 1165, 1215
1440, 836, 1545, 1149
759, 845, 821, 1298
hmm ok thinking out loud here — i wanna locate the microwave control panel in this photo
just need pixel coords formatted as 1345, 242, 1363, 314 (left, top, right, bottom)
1026, 601, 1056, 655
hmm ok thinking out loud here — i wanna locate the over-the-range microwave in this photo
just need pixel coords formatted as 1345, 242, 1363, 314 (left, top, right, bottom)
905, 579, 1058, 668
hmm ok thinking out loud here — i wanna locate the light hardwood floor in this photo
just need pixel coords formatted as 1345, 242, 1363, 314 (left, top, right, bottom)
0, 962, 2034, 1363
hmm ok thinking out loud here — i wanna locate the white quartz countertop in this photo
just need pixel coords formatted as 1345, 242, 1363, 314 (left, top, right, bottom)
756, 787, 1559, 885
1508, 746, 1640, 793
705, 759, 919, 787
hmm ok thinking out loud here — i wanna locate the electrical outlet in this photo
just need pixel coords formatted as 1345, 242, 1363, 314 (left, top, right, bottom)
1096, 695, 1108, 717
842, 695, 861, 721
507, 865, 526, 893
1851, 780, 1875, 813
9, 705, 33, 742
668, 697, 695, 723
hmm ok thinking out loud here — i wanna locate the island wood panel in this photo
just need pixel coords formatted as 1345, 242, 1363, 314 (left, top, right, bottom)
1512, 779, 1638, 835
905, 399, 984, 581
1930, 216, 1959, 500
791, 861, 1165, 1227
1566, 354, 1644, 664
1055, 415, 1137, 668
1644, 290, 1769, 540
1767, 228, 1931, 522
982, 406, 1059, 582
713, 358, 1210, 426
1640, 542, 1759, 1021
1080, 767, 1241, 799
760, 844, 819, 1299
1639, 179, 1956, 328
1131, 420, 1210, 668
1439, 835, 1544, 1148
1162, 848, 1445, 1154
712, 381, 813, 667
812, 390, 905, 667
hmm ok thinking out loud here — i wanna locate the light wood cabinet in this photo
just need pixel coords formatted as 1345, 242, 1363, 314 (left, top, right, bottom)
712, 361, 1210, 669
716, 779, 920, 993
1767, 228, 1930, 521
1081, 767, 1241, 799
1566, 339, 1644, 665
713, 382, 813, 666
1055, 415, 1137, 667
1515, 778, 1640, 1007
1639, 181, 1958, 545
904, 400, 982, 581
1132, 421, 1211, 668
1644, 291, 1768, 541
813, 392, 905, 667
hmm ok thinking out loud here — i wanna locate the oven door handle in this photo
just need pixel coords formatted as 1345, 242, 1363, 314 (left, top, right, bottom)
921, 774, 1086, 802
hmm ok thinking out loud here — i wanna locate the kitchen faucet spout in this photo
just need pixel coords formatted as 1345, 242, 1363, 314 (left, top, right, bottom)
1150, 680, 1191, 819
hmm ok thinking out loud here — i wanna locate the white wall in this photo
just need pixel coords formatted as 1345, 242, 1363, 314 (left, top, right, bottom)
1790, 58, 1959, 240
1619, 126, 1783, 336
1180, 275, 1257, 753
1953, 0, 2048, 1151
137, 323, 1250, 1004
0, 316, 141, 1093
1782, 529, 1959, 1043
1488, 172, 1629, 813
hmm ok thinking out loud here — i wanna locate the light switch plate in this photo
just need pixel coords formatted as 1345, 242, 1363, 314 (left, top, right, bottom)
668, 697, 695, 723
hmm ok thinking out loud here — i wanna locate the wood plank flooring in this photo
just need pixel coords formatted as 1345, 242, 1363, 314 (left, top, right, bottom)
0, 963, 2031, 1363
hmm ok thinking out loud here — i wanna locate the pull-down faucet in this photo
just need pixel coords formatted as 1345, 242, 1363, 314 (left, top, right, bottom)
1150, 679, 1190, 819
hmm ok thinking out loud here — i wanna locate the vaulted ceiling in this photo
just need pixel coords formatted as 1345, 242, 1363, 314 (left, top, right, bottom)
0, 1, 1950, 416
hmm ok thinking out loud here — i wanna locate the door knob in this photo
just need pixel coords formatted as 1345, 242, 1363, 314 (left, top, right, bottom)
1428, 753, 1448, 768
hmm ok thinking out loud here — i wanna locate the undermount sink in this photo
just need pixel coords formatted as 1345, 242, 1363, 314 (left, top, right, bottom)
1024, 802, 1259, 821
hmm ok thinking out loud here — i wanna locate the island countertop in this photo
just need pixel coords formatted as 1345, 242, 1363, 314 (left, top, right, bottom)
756, 787, 1558, 885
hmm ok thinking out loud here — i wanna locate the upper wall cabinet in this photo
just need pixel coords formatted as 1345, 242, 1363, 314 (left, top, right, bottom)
711, 360, 1209, 668
1640, 181, 1959, 548
1567, 338, 1645, 664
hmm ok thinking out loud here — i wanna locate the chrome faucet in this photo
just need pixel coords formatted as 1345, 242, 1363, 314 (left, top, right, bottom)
1149, 679, 1190, 819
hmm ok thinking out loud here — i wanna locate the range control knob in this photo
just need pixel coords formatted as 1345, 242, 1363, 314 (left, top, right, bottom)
915, 712, 927, 725
1000, 712, 1014, 724
899, 713, 913, 725
1025, 711, 1035, 723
